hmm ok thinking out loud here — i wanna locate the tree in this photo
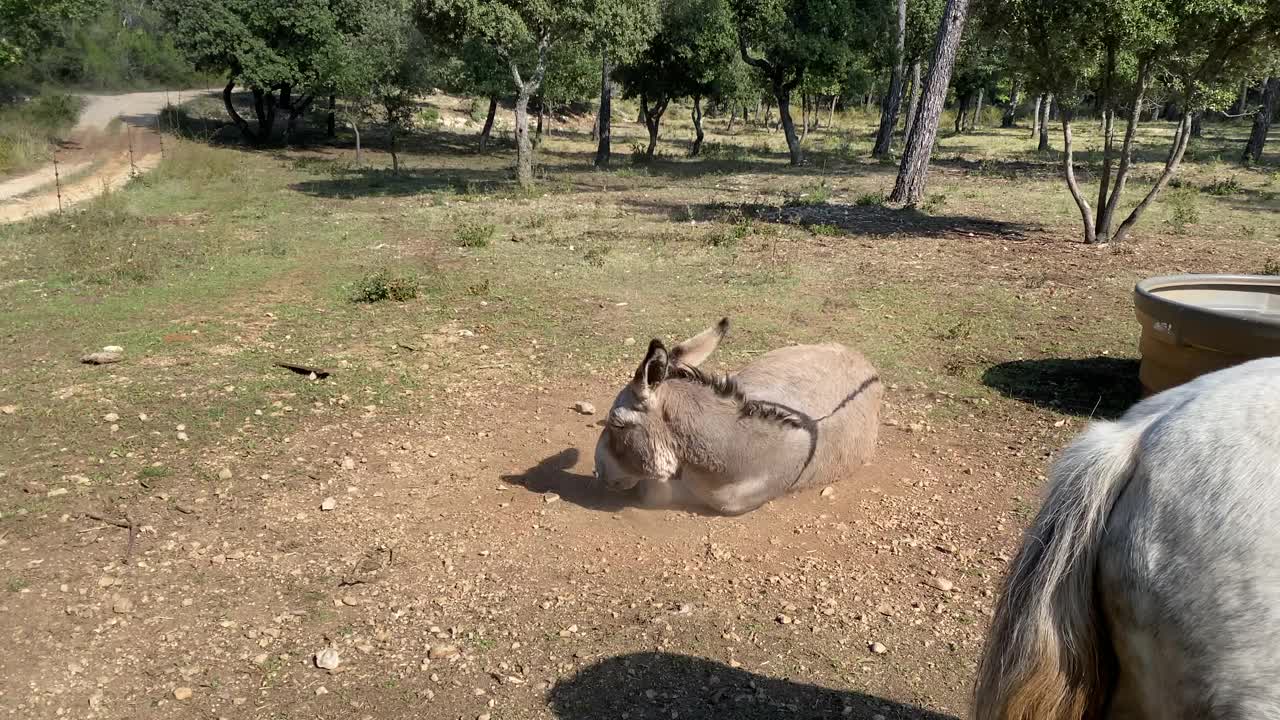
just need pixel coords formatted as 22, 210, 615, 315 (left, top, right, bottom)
734, 0, 861, 165
1243, 75, 1279, 164
586, 0, 658, 167
872, 0, 907, 157
888, 0, 971, 205
0, 0, 99, 70
423, 0, 654, 187
160, 0, 350, 145
614, 0, 736, 160
1004, 0, 1280, 244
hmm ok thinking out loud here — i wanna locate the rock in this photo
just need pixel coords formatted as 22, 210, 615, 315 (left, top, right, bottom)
103, 412, 119, 423
929, 577, 955, 593
98, 576, 115, 588
88, 691, 103, 710
46, 487, 67, 497
217, 468, 233, 480
543, 493, 560, 504
908, 423, 924, 433
23, 481, 47, 495
341, 456, 356, 471
776, 614, 793, 625
252, 653, 269, 666
81, 352, 123, 365
315, 647, 341, 670
315, 686, 328, 696
103, 345, 124, 353
177, 432, 189, 442
869, 642, 888, 655
875, 603, 895, 617
320, 497, 338, 511
479, 714, 492, 720
172, 687, 192, 701
820, 486, 835, 498
623, 337, 636, 346
428, 644, 460, 660
0, 405, 15, 415
341, 596, 360, 607
573, 401, 596, 415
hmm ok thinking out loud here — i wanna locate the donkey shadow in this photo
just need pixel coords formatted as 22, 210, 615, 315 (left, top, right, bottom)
500, 447, 723, 516
549, 652, 960, 720
500, 447, 637, 512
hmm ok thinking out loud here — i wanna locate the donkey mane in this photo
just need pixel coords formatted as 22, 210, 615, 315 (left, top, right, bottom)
667, 362, 815, 431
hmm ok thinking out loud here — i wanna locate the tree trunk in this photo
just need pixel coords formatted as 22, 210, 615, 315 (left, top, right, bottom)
1097, 64, 1149, 239
971, 86, 984, 129
1002, 80, 1021, 128
1030, 93, 1042, 139
510, 40, 548, 189
954, 94, 968, 134
1190, 111, 1202, 138
594, 51, 613, 167
800, 94, 811, 144
1243, 76, 1279, 165
479, 95, 498, 151
251, 87, 277, 144
1061, 111, 1099, 244
222, 78, 257, 143
640, 93, 668, 159
1095, 106, 1115, 236
763, 102, 772, 128
350, 118, 362, 166
327, 95, 336, 138
388, 120, 399, 173
1234, 79, 1248, 116
727, 105, 737, 133
873, 0, 908, 157
1037, 93, 1052, 151
690, 96, 705, 157
285, 94, 312, 145
902, 61, 921, 141
776, 87, 803, 165
515, 87, 534, 185
829, 95, 837, 128
1111, 110, 1193, 244
535, 96, 545, 142
889, 0, 971, 206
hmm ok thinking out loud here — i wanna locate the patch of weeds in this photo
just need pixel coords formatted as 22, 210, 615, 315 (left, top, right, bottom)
469, 98, 488, 124
350, 270, 418, 303
417, 107, 440, 126
629, 143, 651, 166
1263, 258, 1280, 276
455, 220, 497, 248
701, 141, 747, 162
921, 193, 948, 214
1164, 187, 1200, 231
466, 278, 491, 296
137, 465, 170, 480
6, 577, 28, 593
583, 244, 611, 267
854, 191, 884, 207
525, 212, 550, 229
1201, 176, 1242, 196
807, 223, 840, 237
784, 180, 832, 207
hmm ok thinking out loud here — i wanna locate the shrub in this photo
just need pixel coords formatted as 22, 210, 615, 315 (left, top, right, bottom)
1165, 188, 1200, 231
1201, 176, 1243, 196
855, 192, 884, 207
350, 270, 418, 303
1264, 258, 1280, 276
455, 220, 496, 248
784, 180, 832, 207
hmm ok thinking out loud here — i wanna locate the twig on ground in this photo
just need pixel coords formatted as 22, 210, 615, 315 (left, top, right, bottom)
85, 511, 139, 564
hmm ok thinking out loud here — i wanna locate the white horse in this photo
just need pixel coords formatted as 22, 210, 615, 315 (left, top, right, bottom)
975, 356, 1280, 720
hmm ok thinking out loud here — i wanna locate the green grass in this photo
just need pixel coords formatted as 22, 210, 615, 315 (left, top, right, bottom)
0, 93, 83, 176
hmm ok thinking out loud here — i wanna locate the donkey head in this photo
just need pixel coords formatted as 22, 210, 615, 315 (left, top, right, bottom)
593, 318, 729, 491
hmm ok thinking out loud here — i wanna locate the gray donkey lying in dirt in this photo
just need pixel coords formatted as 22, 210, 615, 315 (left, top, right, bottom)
592, 318, 882, 515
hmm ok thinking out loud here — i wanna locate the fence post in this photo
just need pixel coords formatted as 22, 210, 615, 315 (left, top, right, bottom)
53, 153, 64, 214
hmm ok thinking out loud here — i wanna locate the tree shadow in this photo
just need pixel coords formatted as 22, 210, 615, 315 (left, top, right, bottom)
500, 447, 636, 513
549, 652, 960, 720
982, 356, 1142, 418
289, 165, 514, 198
625, 198, 1039, 240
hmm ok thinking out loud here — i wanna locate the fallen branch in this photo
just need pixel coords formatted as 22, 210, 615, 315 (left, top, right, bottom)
86, 511, 139, 564
275, 362, 330, 379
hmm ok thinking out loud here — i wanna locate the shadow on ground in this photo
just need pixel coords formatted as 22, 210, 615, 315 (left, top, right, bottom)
500, 448, 635, 512
549, 652, 960, 720
982, 356, 1142, 418
625, 198, 1039, 240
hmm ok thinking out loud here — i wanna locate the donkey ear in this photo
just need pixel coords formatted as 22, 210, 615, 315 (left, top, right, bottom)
669, 317, 729, 368
633, 339, 669, 395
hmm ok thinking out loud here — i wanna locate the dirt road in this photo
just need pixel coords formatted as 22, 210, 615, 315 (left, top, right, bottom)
0, 88, 216, 223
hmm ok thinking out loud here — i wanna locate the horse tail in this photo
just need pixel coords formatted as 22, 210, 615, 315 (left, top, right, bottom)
974, 417, 1150, 720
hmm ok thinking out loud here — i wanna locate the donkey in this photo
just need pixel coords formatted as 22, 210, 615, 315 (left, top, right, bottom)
592, 318, 882, 515
974, 356, 1280, 720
